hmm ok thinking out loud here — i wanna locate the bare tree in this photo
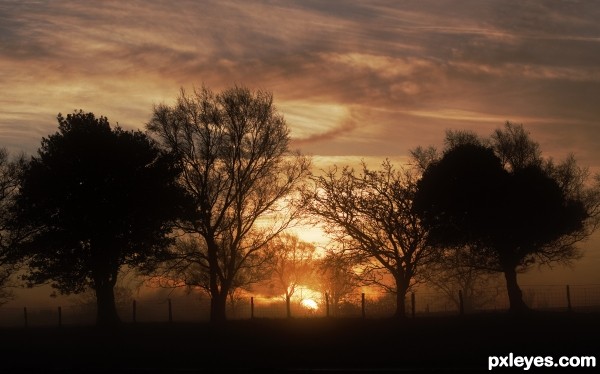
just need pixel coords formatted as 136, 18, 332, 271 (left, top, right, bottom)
425, 245, 502, 312
147, 86, 311, 322
304, 160, 435, 318
316, 249, 359, 316
155, 233, 272, 312
264, 233, 316, 318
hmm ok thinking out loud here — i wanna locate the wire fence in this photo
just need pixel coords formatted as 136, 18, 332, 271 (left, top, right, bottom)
1, 284, 599, 327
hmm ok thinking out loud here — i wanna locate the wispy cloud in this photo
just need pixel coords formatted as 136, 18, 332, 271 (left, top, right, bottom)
0, 0, 599, 170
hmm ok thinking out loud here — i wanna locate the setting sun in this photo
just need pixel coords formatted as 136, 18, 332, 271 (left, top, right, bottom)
300, 299, 319, 310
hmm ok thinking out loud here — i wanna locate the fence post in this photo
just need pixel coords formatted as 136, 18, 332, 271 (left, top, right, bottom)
566, 285, 572, 312
250, 297, 254, 319
361, 293, 366, 319
168, 298, 173, 323
411, 292, 416, 318
132, 300, 137, 323
58, 306, 62, 327
458, 290, 464, 315
23, 307, 28, 328
325, 292, 330, 317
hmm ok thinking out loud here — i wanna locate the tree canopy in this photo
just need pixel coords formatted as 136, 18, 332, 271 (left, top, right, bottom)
147, 86, 310, 322
413, 123, 598, 312
304, 160, 435, 317
16, 110, 189, 325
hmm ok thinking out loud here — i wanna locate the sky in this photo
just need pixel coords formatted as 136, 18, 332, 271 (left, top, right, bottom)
1, 0, 600, 296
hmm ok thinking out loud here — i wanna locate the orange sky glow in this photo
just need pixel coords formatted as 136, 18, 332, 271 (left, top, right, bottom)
1, 1, 599, 304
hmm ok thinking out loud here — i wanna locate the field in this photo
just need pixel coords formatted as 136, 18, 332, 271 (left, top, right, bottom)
0, 312, 598, 373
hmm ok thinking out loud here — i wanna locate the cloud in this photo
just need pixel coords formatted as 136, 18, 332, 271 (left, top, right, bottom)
0, 0, 599, 174
291, 117, 358, 147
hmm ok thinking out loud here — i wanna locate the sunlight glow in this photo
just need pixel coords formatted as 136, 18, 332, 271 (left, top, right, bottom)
300, 298, 319, 310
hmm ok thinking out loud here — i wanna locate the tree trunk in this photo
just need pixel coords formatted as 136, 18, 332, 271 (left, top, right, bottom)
210, 291, 228, 323
206, 237, 227, 323
503, 267, 529, 313
332, 298, 339, 317
395, 278, 409, 318
95, 282, 120, 326
395, 291, 407, 318
285, 293, 291, 318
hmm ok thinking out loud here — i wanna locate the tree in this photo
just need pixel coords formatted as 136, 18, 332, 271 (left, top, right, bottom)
153, 232, 272, 313
414, 123, 599, 312
15, 111, 189, 325
147, 86, 311, 322
264, 233, 316, 318
0, 148, 27, 306
316, 249, 359, 316
72, 284, 134, 317
424, 245, 501, 313
304, 160, 435, 318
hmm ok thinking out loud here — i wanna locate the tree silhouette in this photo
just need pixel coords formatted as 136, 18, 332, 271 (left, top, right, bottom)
316, 249, 359, 316
414, 123, 599, 312
264, 233, 316, 318
424, 244, 502, 313
0, 148, 27, 305
15, 111, 189, 325
147, 86, 310, 322
304, 160, 435, 318
153, 233, 272, 313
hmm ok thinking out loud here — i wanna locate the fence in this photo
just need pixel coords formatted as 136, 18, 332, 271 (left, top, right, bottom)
1, 284, 599, 327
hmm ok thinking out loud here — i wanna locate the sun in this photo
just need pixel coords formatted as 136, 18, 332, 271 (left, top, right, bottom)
300, 298, 319, 310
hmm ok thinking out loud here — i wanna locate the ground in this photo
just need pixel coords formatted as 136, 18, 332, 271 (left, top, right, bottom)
0, 312, 598, 372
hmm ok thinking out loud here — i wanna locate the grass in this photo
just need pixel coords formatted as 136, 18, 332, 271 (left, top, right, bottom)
0, 312, 598, 372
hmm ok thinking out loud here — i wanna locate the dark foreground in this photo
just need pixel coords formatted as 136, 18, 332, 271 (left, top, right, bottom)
1, 312, 598, 373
